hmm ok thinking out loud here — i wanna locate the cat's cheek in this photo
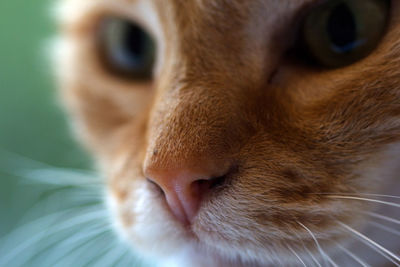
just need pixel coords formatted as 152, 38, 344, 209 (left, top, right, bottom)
106, 180, 193, 262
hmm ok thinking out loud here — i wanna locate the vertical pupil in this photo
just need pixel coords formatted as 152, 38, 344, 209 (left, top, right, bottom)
327, 3, 357, 52
123, 23, 146, 63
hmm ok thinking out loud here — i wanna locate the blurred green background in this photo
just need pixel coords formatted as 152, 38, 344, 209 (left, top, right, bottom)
0, 0, 90, 239
0, 2, 147, 266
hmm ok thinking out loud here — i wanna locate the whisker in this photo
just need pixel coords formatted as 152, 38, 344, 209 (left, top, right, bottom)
0, 207, 107, 266
78, 234, 121, 266
326, 255, 339, 267
338, 221, 400, 265
368, 221, 400, 237
57, 231, 115, 266
352, 235, 400, 267
0, 148, 51, 169
89, 241, 132, 267
303, 245, 322, 267
326, 196, 400, 208
18, 168, 101, 188
16, 223, 110, 267
293, 230, 322, 267
0, 151, 120, 266
114, 248, 138, 267
287, 245, 307, 267
335, 243, 370, 267
51, 231, 111, 267
312, 193, 400, 199
364, 211, 400, 225
297, 222, 337, 267
35, 221, 110, 254
0, 207, 90, 250
0, 152, 100, 189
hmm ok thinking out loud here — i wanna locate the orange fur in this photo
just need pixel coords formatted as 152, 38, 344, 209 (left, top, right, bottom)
56, 0, 400, 265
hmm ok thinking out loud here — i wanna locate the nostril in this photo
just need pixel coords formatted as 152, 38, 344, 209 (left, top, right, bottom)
144, 165, 236, 224
195, 175, 226, 192
146, 178, 165, 196
192, 175, 227, 198
209, 175, 227, 190
207, 164, 237, 191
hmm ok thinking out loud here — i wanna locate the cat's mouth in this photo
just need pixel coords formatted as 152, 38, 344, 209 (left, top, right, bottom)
110, 173, 400, 267
110, 178, 364, 265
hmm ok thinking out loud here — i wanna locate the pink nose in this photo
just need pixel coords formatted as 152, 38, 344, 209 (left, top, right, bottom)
145, 168, 227, 225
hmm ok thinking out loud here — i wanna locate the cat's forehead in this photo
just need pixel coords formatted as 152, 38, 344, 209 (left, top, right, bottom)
57, 0, 315, 31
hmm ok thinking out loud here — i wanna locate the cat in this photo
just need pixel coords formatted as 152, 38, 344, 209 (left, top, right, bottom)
55, 0, 400, 266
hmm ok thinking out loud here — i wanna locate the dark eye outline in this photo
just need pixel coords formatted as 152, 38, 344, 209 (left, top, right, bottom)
298, 0, 391, 69
96, 16, 156, 81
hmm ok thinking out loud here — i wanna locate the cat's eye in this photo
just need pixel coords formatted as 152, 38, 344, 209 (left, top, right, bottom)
301, 0, 390, 68
97, 17, 156, 80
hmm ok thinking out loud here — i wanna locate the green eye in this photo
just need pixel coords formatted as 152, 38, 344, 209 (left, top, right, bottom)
97, 17, 156, 80
302, 0, 390, 68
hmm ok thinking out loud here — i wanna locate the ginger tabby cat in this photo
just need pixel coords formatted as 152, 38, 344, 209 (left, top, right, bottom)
55, 0, 400, 266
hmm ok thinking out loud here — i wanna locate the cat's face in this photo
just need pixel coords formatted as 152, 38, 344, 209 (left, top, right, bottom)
56, 0, 400, 265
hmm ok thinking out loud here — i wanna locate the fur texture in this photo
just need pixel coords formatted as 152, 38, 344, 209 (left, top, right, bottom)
56, 0, 400, 266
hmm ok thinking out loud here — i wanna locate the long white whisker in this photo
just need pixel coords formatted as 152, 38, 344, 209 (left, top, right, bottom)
0, 148, 51, 169
0, 151, 117, 266
303, 245, 322, 267
297, 222, 336, 267
368, 221, 400, 237
78, 233, 121, 266
89, 241, 131, 267
364, 211, 400, 225
18, 168, 101, 189
326, 196, 400, 208
49, 230, 113, 267
15, 189, 102, 225
51, 231, 111, 267
352, 234, 400, 267
0, 152, 99, 188
38, 221, 110, 252
326, 255, 339, 267
335, 243, 370, 267
287, 245, 307, 267
15, 223, 110, 267
0, 207, 107, 266
338, 221, 400, 265
114, 248, 137, 267
312, 193, 400, 199
0, 206, 98, 251
293, 230, 322, 267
